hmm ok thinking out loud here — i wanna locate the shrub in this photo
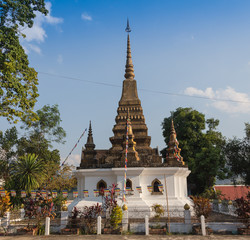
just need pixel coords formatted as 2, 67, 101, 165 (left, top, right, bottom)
23, 191, 55, 233
191, 196, 211, 218
68, 207, 81, 228
103, 183, 118, 216
110, 205, 123, 230
201, 187, 224, 200
234, 192, 250, 228
80, 203, 102, 234
151, 204, 164, 219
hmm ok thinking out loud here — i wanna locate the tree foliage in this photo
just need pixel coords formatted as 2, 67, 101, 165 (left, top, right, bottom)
41, 164, 77, 192
10, 153, 46, 193
224, 123, 250, 185
21, 104, 66, 144
0, 0, 48, 124
0, 126, 18, 181
162, 107, 227, 194
18, 104, 66, 165
0, 104, 67, 192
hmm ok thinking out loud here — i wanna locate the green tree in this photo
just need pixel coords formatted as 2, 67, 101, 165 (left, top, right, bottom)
0, 105, 66, 191
42, 164, 77, 192
0, 126, 18, 181
17, 104, 66, 165
21, 104, 66, 144
10, 153, 46, 193
224, 123, 250, 185
0, 0, 48, 124
0, 126, 18, 158
162, 107, 226, 194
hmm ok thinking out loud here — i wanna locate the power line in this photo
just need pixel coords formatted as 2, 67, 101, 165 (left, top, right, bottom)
38, 71, 250, 104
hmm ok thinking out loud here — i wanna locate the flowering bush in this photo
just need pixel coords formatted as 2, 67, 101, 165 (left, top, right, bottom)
0, 189, 11, 217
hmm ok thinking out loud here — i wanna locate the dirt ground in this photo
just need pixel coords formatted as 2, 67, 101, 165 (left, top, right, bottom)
0, 235, 250, 240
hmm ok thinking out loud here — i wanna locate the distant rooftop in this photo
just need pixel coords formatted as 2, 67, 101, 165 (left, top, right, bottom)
214, 185, 249, 200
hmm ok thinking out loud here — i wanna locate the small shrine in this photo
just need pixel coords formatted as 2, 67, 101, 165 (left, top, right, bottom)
70, 23, 192, 217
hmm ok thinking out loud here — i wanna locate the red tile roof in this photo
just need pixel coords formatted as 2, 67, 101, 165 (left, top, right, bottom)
214, 185, 249, 200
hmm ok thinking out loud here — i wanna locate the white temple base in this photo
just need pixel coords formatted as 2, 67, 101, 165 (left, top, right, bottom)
70, 167, 193, 218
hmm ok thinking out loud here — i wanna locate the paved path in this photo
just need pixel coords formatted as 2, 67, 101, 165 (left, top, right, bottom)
1, 235, 249, 240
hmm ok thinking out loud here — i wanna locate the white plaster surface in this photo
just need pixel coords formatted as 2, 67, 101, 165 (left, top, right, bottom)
70, 167, 193, 218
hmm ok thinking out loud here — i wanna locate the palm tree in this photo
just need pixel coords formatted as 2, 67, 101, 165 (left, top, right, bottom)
11, 153, 46, 193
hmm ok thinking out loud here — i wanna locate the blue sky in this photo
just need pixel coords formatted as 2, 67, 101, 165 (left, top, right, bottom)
1, 0, 250, 166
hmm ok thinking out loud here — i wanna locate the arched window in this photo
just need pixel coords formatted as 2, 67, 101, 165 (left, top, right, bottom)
151, 178, 162, 195
126, 179, 132, 190
97, 180, 107, 196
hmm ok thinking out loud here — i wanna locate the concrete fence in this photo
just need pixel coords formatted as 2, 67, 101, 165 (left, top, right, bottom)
0, 208, 246, 235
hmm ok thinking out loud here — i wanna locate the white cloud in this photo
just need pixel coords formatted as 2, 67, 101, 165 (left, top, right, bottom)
61, 154, 81, 167
57, 54, 63, 64
27, 44, 41, 55
184, 86, 250, 114
20, 2, 63, 53
81, 13, 92, 21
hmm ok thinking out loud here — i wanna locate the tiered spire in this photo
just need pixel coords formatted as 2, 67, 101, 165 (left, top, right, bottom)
80, 121, 97, 168
120, 112, 140, 164
124, 34, 135, 80
108, 20, 162, 167
165, 120, 184, 166
124, 19, 135, 80
86, 121, 94, 145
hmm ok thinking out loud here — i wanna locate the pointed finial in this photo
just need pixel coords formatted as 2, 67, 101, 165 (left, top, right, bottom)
124, 23, 135, 80
125, 18, 131, 32
86, 120, 94, 144
170, 118, 176, 136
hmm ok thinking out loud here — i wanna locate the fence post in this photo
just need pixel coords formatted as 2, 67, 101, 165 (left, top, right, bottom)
145, 215, 149, 235
61, 211, 69, 230
6, 211, 10, 227
122, 210, 128, 232
45, 217, 50, 235
20, 208, 25, 219
200, 215, 206, 236
218, 202, 222, 212
184, 209, 192, 233
184, 209, 191, 224
97, 215, 101, 235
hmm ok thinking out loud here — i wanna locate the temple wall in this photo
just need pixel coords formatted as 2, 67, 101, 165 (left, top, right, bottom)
72, 167, 192, 217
